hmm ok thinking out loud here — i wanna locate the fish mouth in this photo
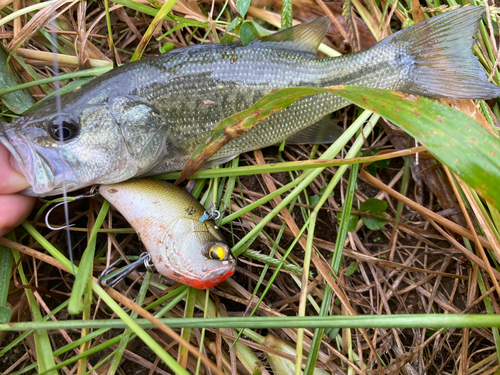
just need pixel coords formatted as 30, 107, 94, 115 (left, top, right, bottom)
0, 124, 76, 196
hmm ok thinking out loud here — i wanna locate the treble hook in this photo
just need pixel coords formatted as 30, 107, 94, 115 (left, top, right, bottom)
44, 186, 100, 231
98, 253, 155, 288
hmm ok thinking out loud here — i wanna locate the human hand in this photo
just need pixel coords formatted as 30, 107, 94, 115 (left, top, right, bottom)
0, 143, 36, 236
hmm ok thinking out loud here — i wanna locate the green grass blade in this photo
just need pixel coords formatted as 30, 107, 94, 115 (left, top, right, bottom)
107, 271, 153, 375
0, 245, 12, 323
68, 201, 110, 314
156, 150, 413, 181
304, 160, 361, 375
4, 314, 500, 331
20, 220, 187, 374
281, 0, 293, 29
0, 0, 70, 28
231, 110, 376, 256
193, 289, 261, 374
92, 280, 190, 375
20, 287, 187, 375
103, 0, 115, 66
178, 287, 196, 368
0, 67, 111, 96
130, 0, 179, 61
10, 244, 57, 375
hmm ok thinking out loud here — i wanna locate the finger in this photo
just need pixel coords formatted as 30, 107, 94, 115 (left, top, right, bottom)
0, 194, 36, 236
0, 143, 30, 194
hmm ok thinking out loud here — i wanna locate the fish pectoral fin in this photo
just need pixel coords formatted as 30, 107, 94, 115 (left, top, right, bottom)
255, 17, 330, 56
203, 154, 239, 169
285, 117, 344, 145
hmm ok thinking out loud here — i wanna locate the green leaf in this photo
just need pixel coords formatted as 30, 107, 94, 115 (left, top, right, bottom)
236, 0, 251, 17
0, 307, 11, 323
330, 86, 500, 209
336, 212, 359, 232
110, 0, 209, 28
227, 17, 241, 33
219, 34, 235, 43
361, 213, 386, 231
0, 48, 34, 114
319, 186, 334, 197
360, 198, 387, 214
240, 21, 255, 46
345, 262, 359, 276
160, 42, 175, 53
309, 195, 320, 206
310, 186, 334, 207
360, 198, 387, 230
325, 327, 340, 341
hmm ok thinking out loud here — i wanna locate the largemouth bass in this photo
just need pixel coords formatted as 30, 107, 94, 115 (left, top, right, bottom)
99, 179, 235, 289
1, 6, 498, 196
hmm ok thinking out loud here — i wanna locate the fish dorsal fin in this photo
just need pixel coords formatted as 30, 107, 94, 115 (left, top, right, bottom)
286, 116, 344, 145
255, 17, 331, 55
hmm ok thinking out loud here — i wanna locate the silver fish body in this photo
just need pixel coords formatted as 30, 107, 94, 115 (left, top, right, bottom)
99, 179, 235, 289
1, 6, 498, 196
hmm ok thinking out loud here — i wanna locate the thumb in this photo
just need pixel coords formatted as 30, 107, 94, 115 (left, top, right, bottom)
0, 143, 31, 194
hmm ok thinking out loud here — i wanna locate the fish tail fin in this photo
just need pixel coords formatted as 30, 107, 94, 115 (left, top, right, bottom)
385, 6, 500, 99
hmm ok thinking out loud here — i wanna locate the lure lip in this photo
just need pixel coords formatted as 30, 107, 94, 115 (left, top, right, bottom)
179, 262, 236, 289
152, 248, 236, 289
196, 268, 236, 289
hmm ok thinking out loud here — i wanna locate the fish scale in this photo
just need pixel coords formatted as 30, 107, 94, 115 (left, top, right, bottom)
1, 6, 499, 196
144, 44, 405, 173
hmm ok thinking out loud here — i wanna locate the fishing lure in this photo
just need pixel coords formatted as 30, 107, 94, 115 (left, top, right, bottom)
97, 179, 236, 289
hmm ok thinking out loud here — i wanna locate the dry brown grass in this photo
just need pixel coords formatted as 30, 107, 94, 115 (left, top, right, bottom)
0, 1, 500, 374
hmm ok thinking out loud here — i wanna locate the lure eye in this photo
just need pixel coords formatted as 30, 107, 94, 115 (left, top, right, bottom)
209, 244, 228, 261
48, 120, 79, 141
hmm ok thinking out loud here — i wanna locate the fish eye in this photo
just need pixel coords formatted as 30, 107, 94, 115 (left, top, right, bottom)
48, 120, 79, 141
208, 244, 228, 261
